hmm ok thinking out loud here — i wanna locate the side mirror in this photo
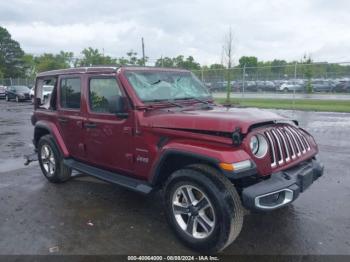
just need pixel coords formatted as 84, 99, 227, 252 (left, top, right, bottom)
109, 95, 129, 118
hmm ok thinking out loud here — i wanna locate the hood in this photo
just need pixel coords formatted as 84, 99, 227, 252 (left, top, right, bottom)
141, 106, 288, 134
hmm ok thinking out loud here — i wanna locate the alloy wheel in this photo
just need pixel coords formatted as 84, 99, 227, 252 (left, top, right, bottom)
172, 185, 216, 239
41, 144, 56, 177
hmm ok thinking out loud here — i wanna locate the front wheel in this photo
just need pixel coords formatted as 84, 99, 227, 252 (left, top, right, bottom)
38, 134, 71, 183
164, 164, 244, 253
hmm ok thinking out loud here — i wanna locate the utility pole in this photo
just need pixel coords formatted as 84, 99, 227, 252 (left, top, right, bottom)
242, 64, 246, 98
141, 37, 145, 66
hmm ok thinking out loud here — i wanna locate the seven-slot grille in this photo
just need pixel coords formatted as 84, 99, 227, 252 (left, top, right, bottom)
264, 125, 311, 168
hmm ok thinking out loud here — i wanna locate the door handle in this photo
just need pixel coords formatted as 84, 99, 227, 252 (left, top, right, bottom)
84, 122, 97, 128
58, 117, 68, 124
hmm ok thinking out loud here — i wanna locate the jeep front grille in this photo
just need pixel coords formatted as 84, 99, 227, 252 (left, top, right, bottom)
264, 126, 311, 168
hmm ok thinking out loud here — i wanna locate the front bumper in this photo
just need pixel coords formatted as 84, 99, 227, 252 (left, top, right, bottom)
242, 158, 324, 211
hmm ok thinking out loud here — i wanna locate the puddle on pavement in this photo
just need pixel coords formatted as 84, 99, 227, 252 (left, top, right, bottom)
0, 158, 37, 173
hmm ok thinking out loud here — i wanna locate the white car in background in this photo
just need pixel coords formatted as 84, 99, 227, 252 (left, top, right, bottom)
278, 80, 305, 92
31, 85, 54, 104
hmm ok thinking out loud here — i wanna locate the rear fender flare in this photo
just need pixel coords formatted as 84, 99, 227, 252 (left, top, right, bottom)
34, 120, 69, 157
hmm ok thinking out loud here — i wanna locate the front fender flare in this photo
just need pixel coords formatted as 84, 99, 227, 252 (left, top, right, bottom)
149, 142, 252, 185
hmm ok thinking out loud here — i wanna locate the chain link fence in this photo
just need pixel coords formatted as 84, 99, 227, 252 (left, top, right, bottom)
0, 78, 35, 87
2, 62, 350, 98
192, 62, 350, 98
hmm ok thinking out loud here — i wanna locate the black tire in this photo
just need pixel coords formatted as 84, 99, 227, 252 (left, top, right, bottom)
37, 134, 71, 183
283, 87, 289, 93
164, 164, 244, 253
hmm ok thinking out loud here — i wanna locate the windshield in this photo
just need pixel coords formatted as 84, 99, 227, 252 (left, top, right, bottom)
124, 70, 211, 102
14, 86, 29, 92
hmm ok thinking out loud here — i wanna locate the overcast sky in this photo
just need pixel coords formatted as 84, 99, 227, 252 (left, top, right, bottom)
1, 0, 349, 65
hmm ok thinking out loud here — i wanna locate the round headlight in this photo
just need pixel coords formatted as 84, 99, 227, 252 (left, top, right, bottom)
250, 136, 259, 154
250, 134, 268, 158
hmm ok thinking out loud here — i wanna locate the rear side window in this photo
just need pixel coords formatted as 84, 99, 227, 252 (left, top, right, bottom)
89, 78, 121, 113
60, 78, 81, 109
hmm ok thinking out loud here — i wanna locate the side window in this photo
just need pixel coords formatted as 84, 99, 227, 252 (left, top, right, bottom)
89, 78, 121, 113
60, 78, 81, 109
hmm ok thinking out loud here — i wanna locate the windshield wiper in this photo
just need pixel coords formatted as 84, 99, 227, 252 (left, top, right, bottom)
151, 80, 162, 85
145, 99, 183, 108
175, 97, 212, 104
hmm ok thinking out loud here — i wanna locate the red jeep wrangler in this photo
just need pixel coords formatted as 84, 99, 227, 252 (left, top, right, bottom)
31, 66, 323, 252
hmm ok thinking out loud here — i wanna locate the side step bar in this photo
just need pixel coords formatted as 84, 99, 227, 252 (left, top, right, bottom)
63, 159, 153, 194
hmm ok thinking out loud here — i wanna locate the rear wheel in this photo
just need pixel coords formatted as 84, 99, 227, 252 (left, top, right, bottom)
164, 164, 244, 253
38, 134, 71, 183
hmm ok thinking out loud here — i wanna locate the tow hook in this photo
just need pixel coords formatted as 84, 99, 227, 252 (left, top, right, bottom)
24, 152, 38, 166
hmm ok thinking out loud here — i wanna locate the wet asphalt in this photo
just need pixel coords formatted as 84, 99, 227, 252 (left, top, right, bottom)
0, 100, 349, 255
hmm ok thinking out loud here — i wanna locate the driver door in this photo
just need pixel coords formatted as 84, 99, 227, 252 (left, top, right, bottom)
83, 75, 135, 174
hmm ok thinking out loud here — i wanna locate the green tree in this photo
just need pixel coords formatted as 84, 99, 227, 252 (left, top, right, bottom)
209, 64, 225, 69
302, 55, 313, 93
155, 57, 174, 67
238, 56, 258, 73
270, 59, 287, 75
0, 26, 25, 77
34, 52, 72, 72
154, 55, 200, 70
117, 50, 148, 66
77, 47, 116, 66
177, 56, 200, 70
22, 53, 36, 78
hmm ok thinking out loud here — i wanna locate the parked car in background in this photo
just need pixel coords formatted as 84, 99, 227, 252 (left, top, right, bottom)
333, 81, 350, 93
273, 80, 288, 88
255, 81, 276, 92
5, 85, 31, 102
278, 80, 305, 92
312, 80, 334, 92
240, 80, 258, 92
0, 85, 6, 99
29, 87, 34, 102
30, 85, 54, 104
209, 81, 227, 92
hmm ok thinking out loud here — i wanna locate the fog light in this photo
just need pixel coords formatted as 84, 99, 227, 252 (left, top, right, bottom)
255, 189, 293, 209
